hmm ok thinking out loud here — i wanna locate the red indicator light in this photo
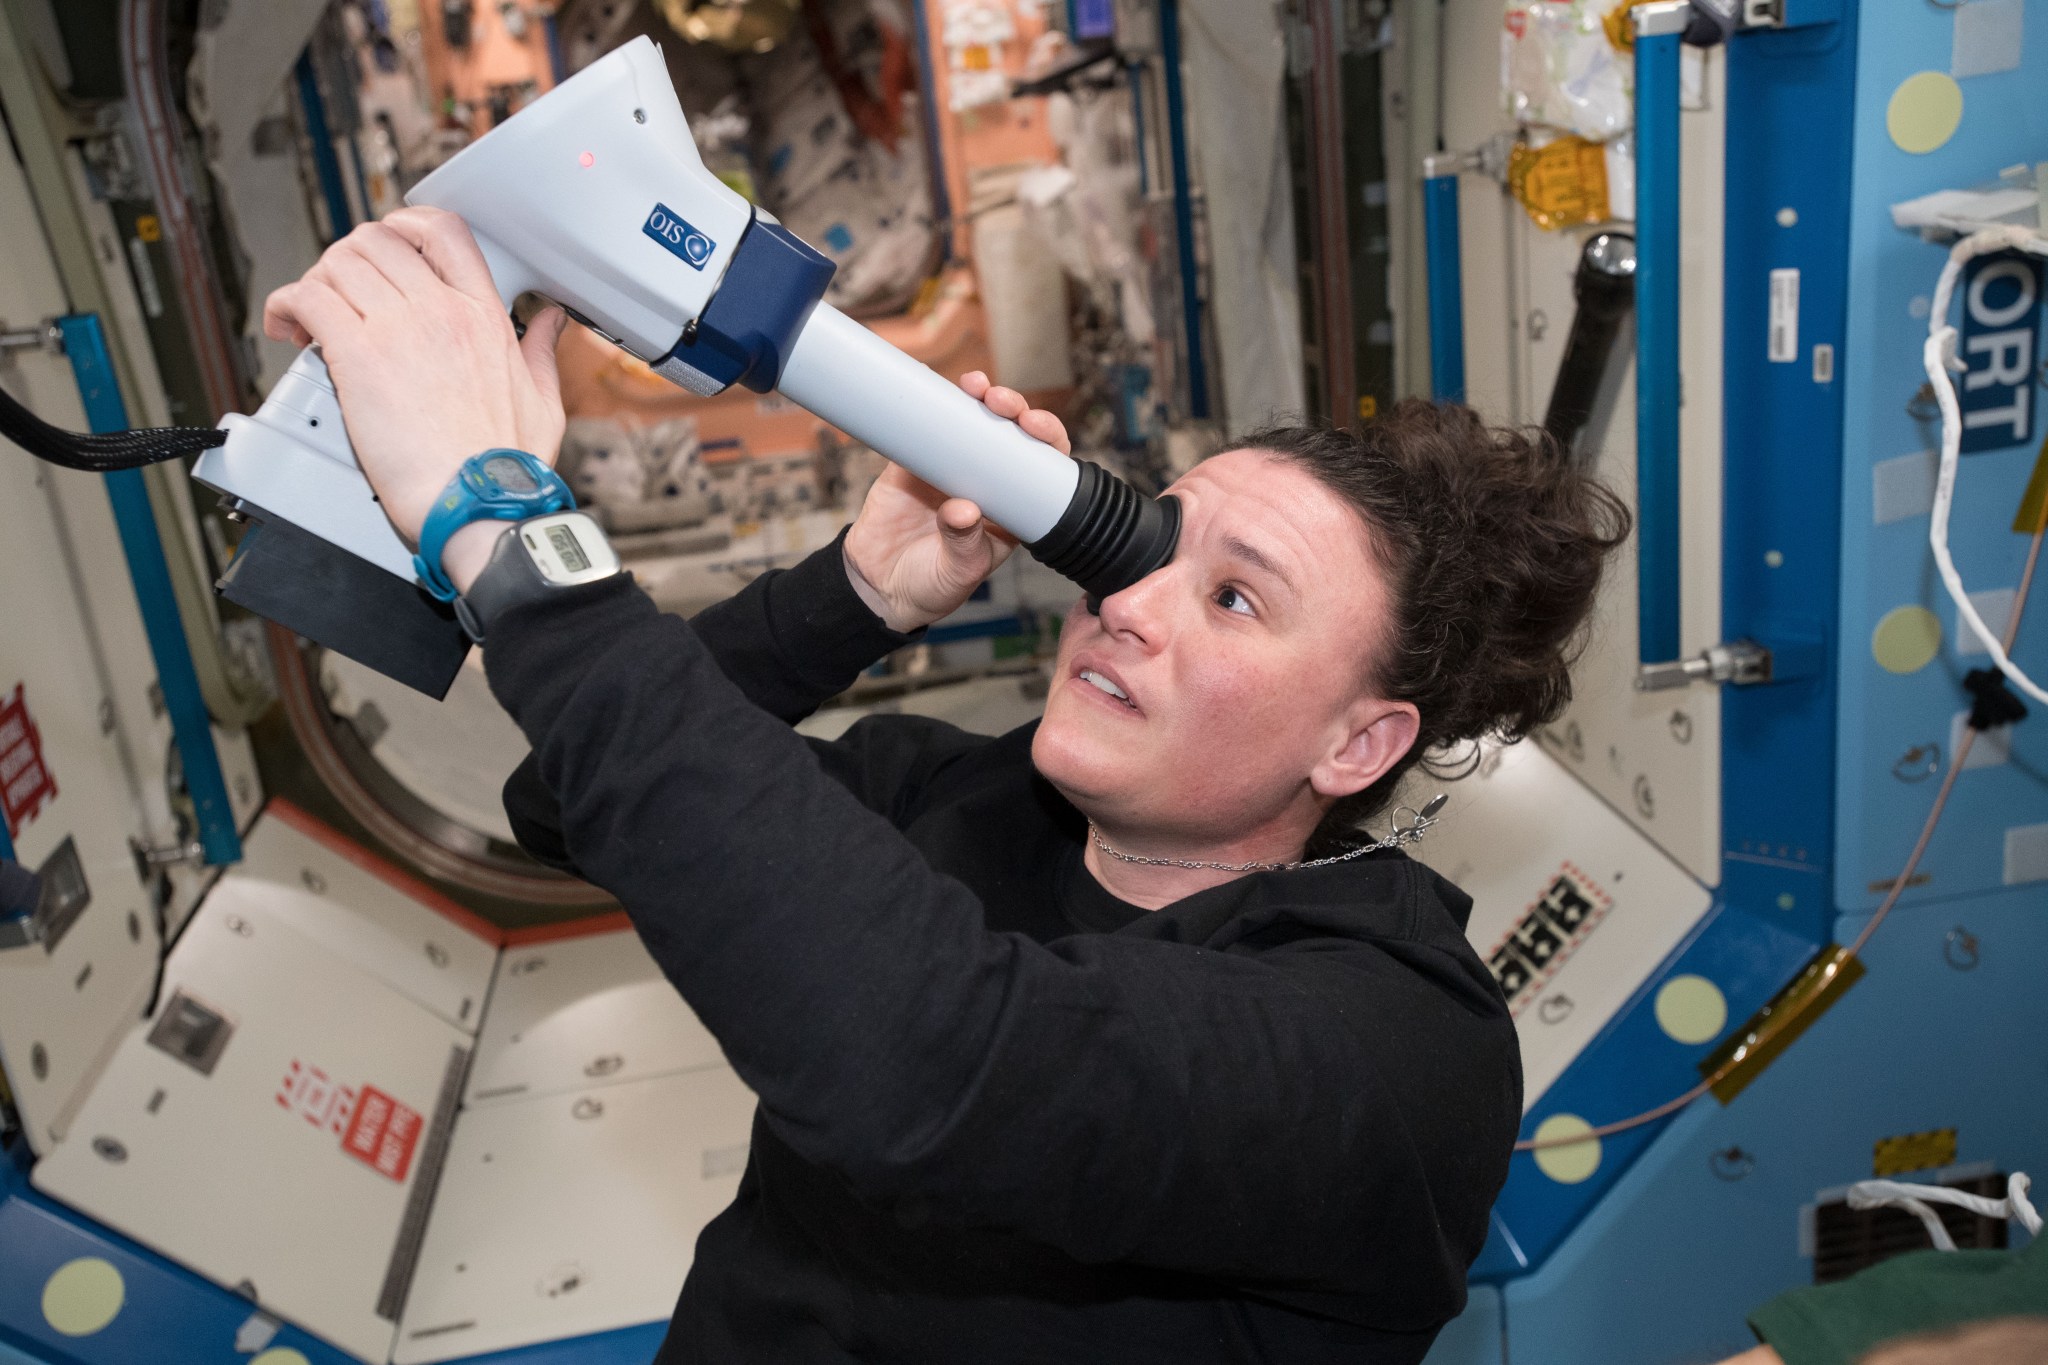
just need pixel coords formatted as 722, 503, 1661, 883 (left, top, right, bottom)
578, 151, 595, 168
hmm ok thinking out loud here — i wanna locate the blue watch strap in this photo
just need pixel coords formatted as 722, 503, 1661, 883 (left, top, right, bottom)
413, 449, 575, 601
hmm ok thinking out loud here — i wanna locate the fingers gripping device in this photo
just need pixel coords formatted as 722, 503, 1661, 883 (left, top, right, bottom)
193, 36, 1179, 696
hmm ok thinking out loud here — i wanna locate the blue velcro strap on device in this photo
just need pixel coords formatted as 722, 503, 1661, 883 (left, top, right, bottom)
655, 219, 838, 394
413, 449, 574, 602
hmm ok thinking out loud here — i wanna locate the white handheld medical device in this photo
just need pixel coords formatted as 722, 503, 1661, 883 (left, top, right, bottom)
192, 36, 1178, 697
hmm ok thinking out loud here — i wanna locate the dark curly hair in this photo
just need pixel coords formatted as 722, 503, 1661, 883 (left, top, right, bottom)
1231, 399, 1631, 856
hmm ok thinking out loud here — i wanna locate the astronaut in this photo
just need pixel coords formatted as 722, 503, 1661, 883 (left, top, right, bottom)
264, 205, 1627, 1364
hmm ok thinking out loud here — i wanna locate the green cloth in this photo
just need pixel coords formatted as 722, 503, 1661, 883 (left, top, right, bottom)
1750, 1235, 2047, 1365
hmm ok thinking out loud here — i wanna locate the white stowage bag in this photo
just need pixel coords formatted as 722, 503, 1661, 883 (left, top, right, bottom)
1176, 0, 1307, 431
1502, 2, 1635, 142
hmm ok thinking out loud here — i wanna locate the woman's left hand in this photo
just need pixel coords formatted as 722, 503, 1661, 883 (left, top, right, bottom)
842, 371, 1069, 632
262, 207, 570, 577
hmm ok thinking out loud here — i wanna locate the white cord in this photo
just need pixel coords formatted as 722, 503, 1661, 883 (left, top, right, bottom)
1925, 226, 2048, 706
1846, 1171, 2043, 1252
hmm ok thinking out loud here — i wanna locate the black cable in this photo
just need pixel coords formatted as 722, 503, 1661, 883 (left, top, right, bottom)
143, 886, 171, 1020
0, 377, 214, 1015
0, 377, 223, 472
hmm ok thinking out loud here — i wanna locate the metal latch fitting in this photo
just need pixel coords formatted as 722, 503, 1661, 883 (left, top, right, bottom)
0, 318, 65, 360
130, 837, 206, 876
1637, 639, 1774, 691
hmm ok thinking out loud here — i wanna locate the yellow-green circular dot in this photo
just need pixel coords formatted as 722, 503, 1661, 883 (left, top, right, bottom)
1777, 892, 1797, 911
1531, 1114, 1602, 1184
1887, 71, 1963, 154
1872, 605, 1942, 674
1655, 974, 1729, 1045
42, 1257, 125, 1337
252, 1351, 311, 1365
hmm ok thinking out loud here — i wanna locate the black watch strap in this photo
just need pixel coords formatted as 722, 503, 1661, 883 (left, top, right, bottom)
453, 526, 555, 644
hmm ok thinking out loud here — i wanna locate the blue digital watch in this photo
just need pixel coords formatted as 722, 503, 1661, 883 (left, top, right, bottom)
413, 449, 576, 602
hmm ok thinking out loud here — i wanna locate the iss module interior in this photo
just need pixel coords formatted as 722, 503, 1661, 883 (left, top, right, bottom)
0, 1, 2045, 1363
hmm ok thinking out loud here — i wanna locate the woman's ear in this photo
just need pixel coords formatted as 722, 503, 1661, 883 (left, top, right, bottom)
1310, 700, 1420, 800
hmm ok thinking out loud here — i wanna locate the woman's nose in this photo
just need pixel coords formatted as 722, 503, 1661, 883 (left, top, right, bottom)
1093, 562, 1176, 646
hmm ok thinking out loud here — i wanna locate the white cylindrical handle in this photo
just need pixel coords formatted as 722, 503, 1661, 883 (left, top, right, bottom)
776, 303, 1079, 543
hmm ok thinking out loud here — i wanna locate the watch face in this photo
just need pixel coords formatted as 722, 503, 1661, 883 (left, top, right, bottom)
542, 520, 592, 573
483, 453, 540, 494
519, 512, 620, 586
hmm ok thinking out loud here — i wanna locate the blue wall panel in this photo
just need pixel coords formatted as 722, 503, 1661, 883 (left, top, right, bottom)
0, 1142, 357, 1365
1447, 7, 2048, 1358
1718, 14, 1857, 947
3, 1134, 675, 1363
1498, 885, 2048, 1364
1419, 1284, 1502, 1365
1833, 1, 2048, 912
1479, 902, 1815, 1280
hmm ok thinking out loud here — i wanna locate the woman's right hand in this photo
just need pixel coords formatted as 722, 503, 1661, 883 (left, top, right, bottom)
841, 371, 1071, 633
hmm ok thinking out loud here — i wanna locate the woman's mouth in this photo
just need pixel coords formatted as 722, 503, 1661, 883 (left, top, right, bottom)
1077, 668, 1136, 709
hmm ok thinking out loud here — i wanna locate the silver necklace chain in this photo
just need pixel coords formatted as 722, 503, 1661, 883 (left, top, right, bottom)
1088, 795, 1449, 874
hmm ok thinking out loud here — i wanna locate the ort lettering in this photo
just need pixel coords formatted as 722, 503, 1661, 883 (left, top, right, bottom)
1958, 253, 2044, 454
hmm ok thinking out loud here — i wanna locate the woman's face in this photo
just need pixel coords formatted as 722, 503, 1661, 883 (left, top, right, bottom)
1032, 449, 1416, 846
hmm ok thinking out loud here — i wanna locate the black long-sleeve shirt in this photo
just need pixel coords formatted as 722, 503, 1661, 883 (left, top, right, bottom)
490, 539, 1520, 1364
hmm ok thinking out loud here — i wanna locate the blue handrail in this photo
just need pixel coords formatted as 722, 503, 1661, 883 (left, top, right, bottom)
295, 49, 355, 239
57, 315, 242, 866
1422, 162, 1467, 404
1633, 12, 1685, 666
1156, 0, 1211, 421
908, 0, 957, 267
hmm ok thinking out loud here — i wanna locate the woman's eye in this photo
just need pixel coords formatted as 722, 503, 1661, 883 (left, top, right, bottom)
1215, 585, 1256, 617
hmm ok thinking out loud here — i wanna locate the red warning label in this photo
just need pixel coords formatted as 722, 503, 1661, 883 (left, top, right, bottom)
341, 1085, 422, 1183
0, 684, 57, 840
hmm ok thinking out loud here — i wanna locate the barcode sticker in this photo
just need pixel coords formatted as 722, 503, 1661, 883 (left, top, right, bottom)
1768, 268, 1800, 363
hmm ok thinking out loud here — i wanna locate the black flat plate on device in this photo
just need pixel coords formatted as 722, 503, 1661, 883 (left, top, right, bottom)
216, 514, 470, 699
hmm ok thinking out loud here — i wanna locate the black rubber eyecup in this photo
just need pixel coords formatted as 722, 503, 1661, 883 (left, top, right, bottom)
1026, 460, 1181, 607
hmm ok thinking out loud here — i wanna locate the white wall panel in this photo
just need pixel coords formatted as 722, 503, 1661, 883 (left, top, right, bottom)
467, 929, 724, 1108
0, 118, 166, 1154
220, 807, 498, 1034
1411, 739, 1712, 1108
396, 1067, 756, 1363
34, 901, 470, 1363
1428, 5, 1725, 883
